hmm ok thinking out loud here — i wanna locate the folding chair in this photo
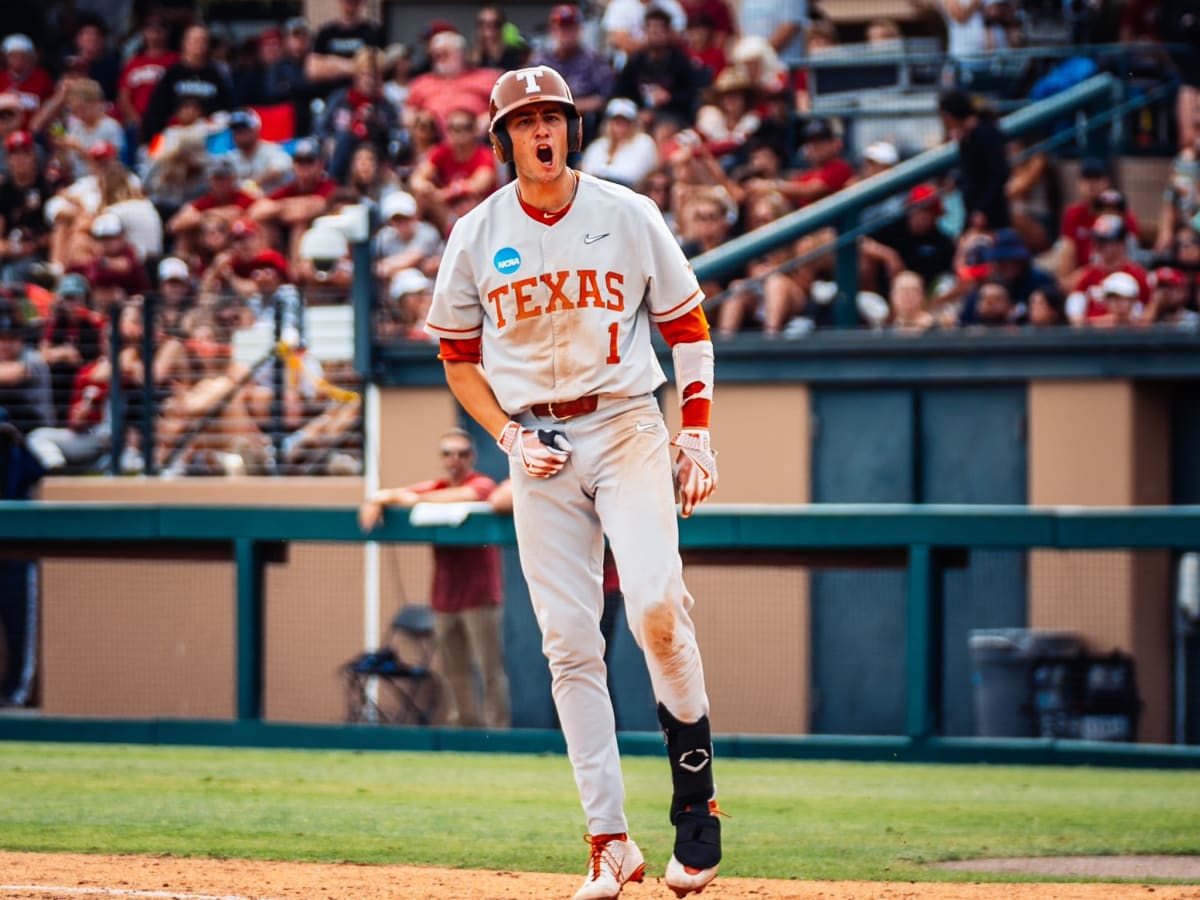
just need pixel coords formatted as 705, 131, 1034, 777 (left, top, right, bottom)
342, 604, 442, 725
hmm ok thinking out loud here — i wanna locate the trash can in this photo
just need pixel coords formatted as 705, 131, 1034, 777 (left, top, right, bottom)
968, 628, 1085, 737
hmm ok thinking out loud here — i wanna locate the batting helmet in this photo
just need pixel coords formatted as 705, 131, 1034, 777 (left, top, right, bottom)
488, 66, 582, 164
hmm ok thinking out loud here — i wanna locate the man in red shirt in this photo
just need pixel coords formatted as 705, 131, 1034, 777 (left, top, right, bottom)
1067, 213, 1150, 323
408, 106, 498, 235
168, 157, 257, 252
250, 139, 338, 261
404, 31, 499, 133
116, 15, 178, 136
1057, 157, 1140, 283
359, 427, 510, 729
774, 118, 853, 208
0, 35, 54, 123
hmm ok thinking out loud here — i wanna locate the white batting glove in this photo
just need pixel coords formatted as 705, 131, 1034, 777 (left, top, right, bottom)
671, 429, 718, 518
497, 421, 573, 479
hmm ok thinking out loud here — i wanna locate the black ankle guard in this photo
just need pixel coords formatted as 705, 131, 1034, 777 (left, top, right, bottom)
659, 705, 721, 868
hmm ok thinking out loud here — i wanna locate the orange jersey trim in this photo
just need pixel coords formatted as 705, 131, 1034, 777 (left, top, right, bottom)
656, 305, 711, 346
438, 337, 483, 363
651, 287, 704, 322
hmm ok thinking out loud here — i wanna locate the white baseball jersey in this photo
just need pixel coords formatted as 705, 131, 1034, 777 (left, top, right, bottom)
426, 173, 704, 415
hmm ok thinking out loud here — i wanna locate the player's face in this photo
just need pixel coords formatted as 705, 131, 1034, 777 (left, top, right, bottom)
508, 102, 569, 184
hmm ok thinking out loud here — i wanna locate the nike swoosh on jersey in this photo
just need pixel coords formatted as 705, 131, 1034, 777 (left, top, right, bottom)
635, 421, 657, 433
584, 232, 610, 244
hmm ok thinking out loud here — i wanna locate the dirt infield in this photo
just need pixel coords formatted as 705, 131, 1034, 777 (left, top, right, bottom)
1, 853, 1199, 900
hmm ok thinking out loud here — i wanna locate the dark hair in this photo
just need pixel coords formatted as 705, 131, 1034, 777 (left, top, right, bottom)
644, 6, 674, 27
1031, 284, 1066, 320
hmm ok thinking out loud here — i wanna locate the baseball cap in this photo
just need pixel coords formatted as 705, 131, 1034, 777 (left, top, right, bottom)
1079, 156, 1109, 178
158, 256, 191, 283
1153, 266, 1184, 288
4, 130, 34, 152
1092, 212, 1127, 242
57, 272, 90, 297
91, 212, 123, 238
292, 138, 320, 162
258, 27, 283, 45
284, 17, 309, 34
0, 93, 22, 112
1101, 271, 1139, 299
801, 118, 837, 143
87, 140, 117, 162
228, 109, 261, 131
550, 4, 582, 25
863, 141, 898, 166
251, 249, 289, 278
938, 88, 974, 120
208, 156, 237, 177
381, 190, 417, 220
389, 268, 432, 298
986, 228, 1030, 263
2, 34, 34, 54
605, 97, 638, 120
1096, 187, 1126, 210
908, 183, 943, 216
421, 19, 458, 41
231, 219, 258, 239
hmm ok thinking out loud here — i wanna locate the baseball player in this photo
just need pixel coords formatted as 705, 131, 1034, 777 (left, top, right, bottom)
425, 66, 723, 899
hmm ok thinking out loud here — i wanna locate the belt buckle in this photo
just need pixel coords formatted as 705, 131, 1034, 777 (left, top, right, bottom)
547, 401, 575, 421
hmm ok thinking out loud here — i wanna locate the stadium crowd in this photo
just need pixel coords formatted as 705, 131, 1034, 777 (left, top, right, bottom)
0, 0, 1196, 477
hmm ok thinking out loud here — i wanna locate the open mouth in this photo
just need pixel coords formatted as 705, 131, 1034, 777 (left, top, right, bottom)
536, 144, 554, 165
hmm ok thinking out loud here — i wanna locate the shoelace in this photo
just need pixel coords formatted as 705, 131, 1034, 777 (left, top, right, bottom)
583, 832, 626, 881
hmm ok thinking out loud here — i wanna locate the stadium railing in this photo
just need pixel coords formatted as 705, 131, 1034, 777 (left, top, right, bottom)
1, 501, 1198, 768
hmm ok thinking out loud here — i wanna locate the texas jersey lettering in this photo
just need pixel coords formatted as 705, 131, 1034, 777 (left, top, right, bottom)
427, 173, 702, 415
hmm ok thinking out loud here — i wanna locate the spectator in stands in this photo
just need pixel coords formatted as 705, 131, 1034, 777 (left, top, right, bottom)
319, 47, 399, 182
35, 78, 125, 181
638, 166, 680, 238
244, 249, 303, 336
888, 270, 935, 333
68, 16, 121, 102
408, 107, 497, 236
142, 132, 208, 223
973, 278, 1018, 328
96, 163, 164, 267
0, 94, 29, 176
1027, 284, 1067, 328
530, 5, 615, 145
197, 216, 256, 298
142, 25, 235, 142
579, 97, 659, 189
345, 143, 398, 212
765, 118, 853, 209
306, 0, 386, 91
856, 141, 903, 225
792, 19, 839, 114
682, 0, 736, 51
117, 14, 178, 152
372, 190, 442, 283
0, 35, 54, 123
0, 130, 54, 283
404, 32, 498, 134
1056, 158, 1139, 285
46, 144, 140, 269
38, 272, 102, 424
381, 43, 413, 120
867, 18, 904, 44
728, 35, 790, 99
1162, 0, 1200, 151
116, 296, 188, 450
1146, 266, 1200, 329
603, 0, 688, 64
939, 89, 1010, 230
76, 212, 150, 309
0, 296, 52, 436
1156, 129, 1200, 254
1006, 135, 1060, 255
693, 68, 764, 169
382, 267, 435, 341
359, 428, 510, 729
862, 185, 957, 305
222, 109, 292, 194
168, 157, 256, 258
1164, 224, 1200, 306
1066, 214, 1151, 324
1086, 271, 1144, 329
682, 12, 727, 87
615, 7, 701, 127
234, 25, 314, 139
471, 5, 526, 71
960, 227, 1055, 324
283, 17, 313, 74
155, 256, 195, 339
250, 139, 337, 263
925, 0, 995, 86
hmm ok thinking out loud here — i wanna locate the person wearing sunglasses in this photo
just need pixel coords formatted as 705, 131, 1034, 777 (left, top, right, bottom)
359, 427, 511, 729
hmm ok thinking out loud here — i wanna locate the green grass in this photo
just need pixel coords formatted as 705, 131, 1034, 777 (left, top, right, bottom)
1, 742, 1198, 882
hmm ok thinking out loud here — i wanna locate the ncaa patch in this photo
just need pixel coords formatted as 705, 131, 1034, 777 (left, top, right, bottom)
494, 247, 521, 274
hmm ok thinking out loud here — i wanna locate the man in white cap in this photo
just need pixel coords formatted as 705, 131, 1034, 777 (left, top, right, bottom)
385, 267, 435, 341
222, 108, 292, 193
0, 35, 54, 119
372, 190, 443, 282
1087, 271, 1144, 329
858, 140, 901, 224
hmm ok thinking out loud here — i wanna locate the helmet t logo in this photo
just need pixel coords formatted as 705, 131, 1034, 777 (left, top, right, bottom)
517, 68, 545, 94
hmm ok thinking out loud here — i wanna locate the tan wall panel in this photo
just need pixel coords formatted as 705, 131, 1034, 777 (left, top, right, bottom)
377, 387, 461, 489
41, 477, 364, 505
1027, 380, 1172, 743
42, 560, 235, 717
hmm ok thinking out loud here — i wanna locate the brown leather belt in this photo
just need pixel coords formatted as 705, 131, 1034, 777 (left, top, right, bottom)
529, 395, 599, 420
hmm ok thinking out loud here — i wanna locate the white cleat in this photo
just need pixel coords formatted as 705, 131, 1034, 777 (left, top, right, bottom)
573, 833, 646, 900
665, 855, 718, 897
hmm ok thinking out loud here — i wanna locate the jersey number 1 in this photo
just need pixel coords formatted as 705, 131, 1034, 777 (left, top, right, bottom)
606, 322, 620, 365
